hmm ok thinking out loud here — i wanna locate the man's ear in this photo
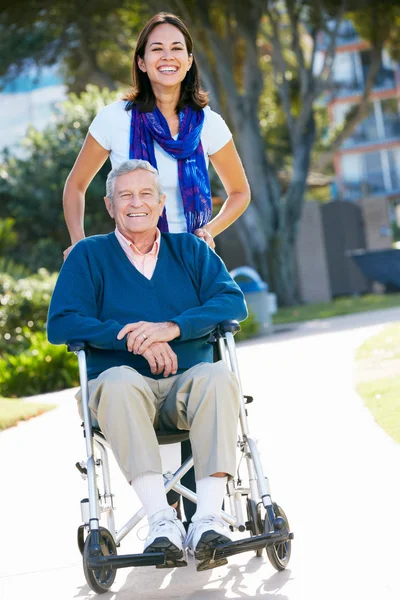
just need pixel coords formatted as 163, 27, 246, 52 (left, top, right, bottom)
159, 194, 166, 215
104, 196, 114, 219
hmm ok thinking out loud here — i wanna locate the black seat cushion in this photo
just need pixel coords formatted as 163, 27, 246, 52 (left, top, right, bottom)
91, 426, 189, 446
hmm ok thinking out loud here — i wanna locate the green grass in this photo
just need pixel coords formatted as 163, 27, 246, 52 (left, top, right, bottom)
355, 324, 400, 444
356, 376, 400, 444
274, 293, 400, 325
0, 398, 55, 431
355, 322, 400, 361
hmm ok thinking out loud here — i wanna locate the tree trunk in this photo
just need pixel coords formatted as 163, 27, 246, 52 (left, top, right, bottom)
268, 230, 299, 306
227, 101, 280, 283
269, 113, 316, 305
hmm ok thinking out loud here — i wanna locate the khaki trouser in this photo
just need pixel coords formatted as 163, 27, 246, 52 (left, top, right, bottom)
76, 361, 240, 483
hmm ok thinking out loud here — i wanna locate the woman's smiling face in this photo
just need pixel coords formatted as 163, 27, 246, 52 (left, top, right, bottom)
137, 23, 193, 90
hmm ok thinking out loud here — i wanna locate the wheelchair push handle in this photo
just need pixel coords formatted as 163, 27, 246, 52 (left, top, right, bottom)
67, 341, 87, 352
217, 320, 241, 335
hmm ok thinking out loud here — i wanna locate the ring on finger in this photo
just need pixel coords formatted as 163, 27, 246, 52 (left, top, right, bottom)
141, 333, 147, 340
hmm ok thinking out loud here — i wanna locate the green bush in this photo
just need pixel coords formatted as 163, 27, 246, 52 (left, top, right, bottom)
236, 310, 260, 341
1, 86, 118, 272
0, 269, 57, 357
0, 331, 79, 397
0, 268, 79, 397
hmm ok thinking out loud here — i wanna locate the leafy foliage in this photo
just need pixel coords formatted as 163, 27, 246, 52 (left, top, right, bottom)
0, 0, 144, 92
0, 269, 56, 357
0, 331, 78, 397
235, 309, 260, 342
0, 267, 79, 397
1, 86, 118, 271
3, 1, 400, 305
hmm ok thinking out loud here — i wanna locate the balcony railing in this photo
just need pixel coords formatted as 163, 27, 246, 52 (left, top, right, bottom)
341, 115, 400, 149
341, 176, 400, 200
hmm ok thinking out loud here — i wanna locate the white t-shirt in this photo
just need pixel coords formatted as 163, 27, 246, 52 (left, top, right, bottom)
89, 101, 232, 232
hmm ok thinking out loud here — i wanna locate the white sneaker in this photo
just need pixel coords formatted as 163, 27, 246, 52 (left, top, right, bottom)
185, 514, 232, 571
144, 507, 187, 568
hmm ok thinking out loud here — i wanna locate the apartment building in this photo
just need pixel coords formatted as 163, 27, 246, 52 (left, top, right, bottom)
325, 21, 400, 209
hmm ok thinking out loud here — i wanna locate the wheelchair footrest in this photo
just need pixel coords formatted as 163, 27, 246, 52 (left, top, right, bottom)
213, 529, 293, 560
88, 551, 165, 570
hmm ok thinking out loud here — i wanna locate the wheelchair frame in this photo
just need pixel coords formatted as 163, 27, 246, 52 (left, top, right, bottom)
70, 320, 293, 593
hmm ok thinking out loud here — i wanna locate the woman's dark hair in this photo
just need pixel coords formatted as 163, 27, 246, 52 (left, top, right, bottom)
123, 12, 209, 113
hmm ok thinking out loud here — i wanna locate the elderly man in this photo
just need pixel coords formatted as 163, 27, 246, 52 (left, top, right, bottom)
47, 159, 247, 569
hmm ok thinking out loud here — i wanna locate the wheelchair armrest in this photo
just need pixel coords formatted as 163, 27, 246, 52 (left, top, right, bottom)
67, 341, 87, 352
216, 320, 241, 338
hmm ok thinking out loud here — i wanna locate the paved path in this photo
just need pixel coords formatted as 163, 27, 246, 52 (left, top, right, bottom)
2, 308, 400, 600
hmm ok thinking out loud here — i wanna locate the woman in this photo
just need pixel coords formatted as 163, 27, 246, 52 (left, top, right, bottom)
63, 12, 250, 524
63, 11, 250, 254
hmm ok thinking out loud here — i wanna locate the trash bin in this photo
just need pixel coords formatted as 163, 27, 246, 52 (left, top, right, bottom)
230, 266, 273, 335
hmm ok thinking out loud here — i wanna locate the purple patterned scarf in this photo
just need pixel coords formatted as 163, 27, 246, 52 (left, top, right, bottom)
129, 105, 212, 233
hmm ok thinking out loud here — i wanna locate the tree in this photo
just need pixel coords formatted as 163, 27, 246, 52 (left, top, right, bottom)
0, 86, 118, 271
147, 0, 400, 303
0, 0, 141, 92
2, 0, 400, 303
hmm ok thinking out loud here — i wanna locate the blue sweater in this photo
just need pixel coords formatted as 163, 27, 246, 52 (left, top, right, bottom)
47, 232, 247, 380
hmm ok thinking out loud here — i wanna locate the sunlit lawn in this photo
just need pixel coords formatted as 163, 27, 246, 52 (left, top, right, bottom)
0, 398, 55, 431
357, 376, 400, 444
275, 293, 400, 325
355, 322, 400, 361
355, 324, 400, 445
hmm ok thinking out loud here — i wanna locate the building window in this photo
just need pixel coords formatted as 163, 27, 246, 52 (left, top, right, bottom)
336, 21, 358, 45
334, 96, 400, 149
332, 51, 361, 89
381, 98, 400, 139
340, 154, 365, 200
364, 151, 385, 192
360, 49, 396, 90
388, 149, 400, 190
340, 149, 399, 200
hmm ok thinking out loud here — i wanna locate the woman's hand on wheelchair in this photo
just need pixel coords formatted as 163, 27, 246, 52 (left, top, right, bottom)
117, 321, 180, 355
141, 342, 178, 377
194, 227, 215, 250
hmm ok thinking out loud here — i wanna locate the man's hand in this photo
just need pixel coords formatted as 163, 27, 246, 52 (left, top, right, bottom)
117, 321, 180, 355
194, 227, 215, 250
141, 342, 178, 377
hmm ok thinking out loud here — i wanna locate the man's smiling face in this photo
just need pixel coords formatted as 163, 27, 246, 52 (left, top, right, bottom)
105, 169, 165, 240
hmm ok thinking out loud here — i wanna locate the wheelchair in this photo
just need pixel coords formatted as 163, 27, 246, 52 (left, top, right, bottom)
69, 320, 293, 594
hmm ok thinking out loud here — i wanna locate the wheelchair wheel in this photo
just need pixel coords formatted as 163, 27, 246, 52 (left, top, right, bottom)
265, 503, 291, 571
78, 525, 111, 556
246, 498, 264, 557
83, 528, 117, 594
77, 525, 85, 555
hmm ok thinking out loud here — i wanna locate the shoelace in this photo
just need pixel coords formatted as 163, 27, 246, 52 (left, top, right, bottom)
137, 522, 149, 542
137, 516, 180, 542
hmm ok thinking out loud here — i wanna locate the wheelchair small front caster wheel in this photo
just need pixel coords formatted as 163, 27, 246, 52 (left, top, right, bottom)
83, 528, 117, 594
266, 503, 291, 571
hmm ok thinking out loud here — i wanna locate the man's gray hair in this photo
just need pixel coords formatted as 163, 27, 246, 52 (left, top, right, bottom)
106, 159, 163, 201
